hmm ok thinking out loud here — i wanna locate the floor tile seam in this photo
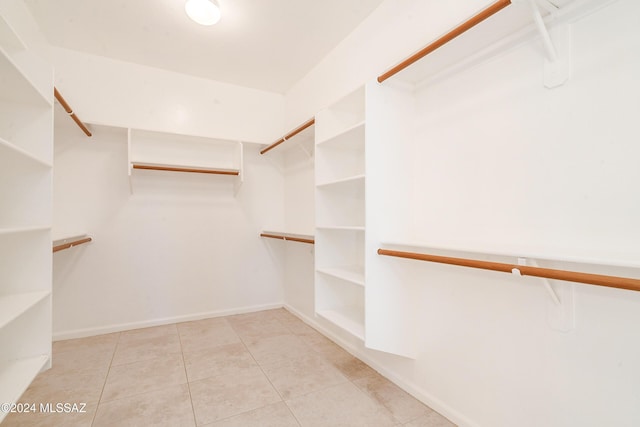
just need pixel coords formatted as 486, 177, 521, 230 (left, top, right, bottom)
279, 377, 354, 404
346, 377, 399, 420
254, 346, 335, 370
176, 321, 199, 427
97, 378, 190, 405
233, 324, 287, 404
351, 375, 435, 424
205, 401, 302, 427
110, 350, 185, 368
115, 333, 181, 347
91, 332, 121, 427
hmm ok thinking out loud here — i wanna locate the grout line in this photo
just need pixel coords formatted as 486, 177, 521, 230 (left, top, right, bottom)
230, 318, 303, 426
90, 332, 121, 427
176, 322, 199, 427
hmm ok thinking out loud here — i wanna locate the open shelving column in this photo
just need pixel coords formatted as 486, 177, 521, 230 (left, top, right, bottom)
314, 87, 366, 340
0, 12, 53, 422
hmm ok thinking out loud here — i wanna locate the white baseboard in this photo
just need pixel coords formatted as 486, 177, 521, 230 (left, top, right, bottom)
283, 304, 478, 427
53, 302, 284, 341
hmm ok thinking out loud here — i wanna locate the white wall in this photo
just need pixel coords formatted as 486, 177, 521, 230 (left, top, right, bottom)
282, 0, 640, 426
52, 113, 286, 338
51, 46, 284, 144
284, 0, 491, 128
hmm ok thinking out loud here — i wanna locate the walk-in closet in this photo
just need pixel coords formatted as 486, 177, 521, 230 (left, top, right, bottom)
1, 0, 639, 425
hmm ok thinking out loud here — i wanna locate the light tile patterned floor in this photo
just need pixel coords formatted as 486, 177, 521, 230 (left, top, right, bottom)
2, 309, 457, 426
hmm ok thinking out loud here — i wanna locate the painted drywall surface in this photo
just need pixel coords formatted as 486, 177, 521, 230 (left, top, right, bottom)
284, 0, 491, 128
52, 116, 285, 338
50, 46, 284, 144
281, 140, 315, 315
283, 0, 640, 426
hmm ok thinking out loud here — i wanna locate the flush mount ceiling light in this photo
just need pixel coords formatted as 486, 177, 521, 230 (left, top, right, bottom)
185, 0, 221, 26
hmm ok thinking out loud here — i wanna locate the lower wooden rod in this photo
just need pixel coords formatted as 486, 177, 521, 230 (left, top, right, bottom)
53, 87, 92, 137
377, 249, 640, 292
53, 237, 92, 253
260, 233, 315, 245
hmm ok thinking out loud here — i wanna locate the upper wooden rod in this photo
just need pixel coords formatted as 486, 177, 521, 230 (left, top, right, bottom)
53, 87, 92, 137
377, 0, 512, 83
53, 237, 92, 253
132, 163, 240, 176
260, 233, 315, 245
377, 249, 640, 293
260, 118, 315, 155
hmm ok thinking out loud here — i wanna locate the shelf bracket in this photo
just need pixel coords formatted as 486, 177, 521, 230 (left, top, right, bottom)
528, 0, 571, 88
517, 257, 575, 332
296, 138, 313, 162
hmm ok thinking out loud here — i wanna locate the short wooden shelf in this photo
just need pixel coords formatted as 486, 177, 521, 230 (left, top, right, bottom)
316, 174, 365, 188
316, 266, 365, 287
0, 44, 51, 107
316, 120, 365, 147
0, 354, 49, 422
0, 291, 49, 330
0, 136, 52, 169
316, 308, 365, 340
316, 225, 365, 231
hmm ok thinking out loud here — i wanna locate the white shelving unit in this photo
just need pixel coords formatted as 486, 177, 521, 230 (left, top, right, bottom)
0, 13, 53, 423
127, 128, 244, 194
315, 87, 367, 340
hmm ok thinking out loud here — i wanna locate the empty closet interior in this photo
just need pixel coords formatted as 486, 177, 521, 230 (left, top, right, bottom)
1, 0, 640, 425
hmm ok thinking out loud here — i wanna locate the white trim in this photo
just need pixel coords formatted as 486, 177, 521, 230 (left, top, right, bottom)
53, 302, 284, 341
283, 303, 479, 427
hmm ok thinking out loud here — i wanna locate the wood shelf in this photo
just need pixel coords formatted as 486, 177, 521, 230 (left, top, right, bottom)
316, 308, 365, 340
317, 226, 365, 231
0, 226, 50, 236
316, 120, 365, 147
0, 45, 51, 107
0, 136, 52, 169
317, 174, 365, 188
0, 16, 53, 418
0, 291, 49, 330
0, 355, 49, 423
316, 266, 365, 287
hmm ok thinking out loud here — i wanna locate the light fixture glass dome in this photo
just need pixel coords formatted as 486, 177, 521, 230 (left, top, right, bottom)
185, 0, 221, 26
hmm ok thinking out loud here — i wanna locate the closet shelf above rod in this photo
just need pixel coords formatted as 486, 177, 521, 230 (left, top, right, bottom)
377, 0, 512, 83
53, 87, 92, 137
131, 162, 240, 175
260, 231, 315, 245
260, 118, 315, 155
53, 236, 92, 253
377, 248, 640, 293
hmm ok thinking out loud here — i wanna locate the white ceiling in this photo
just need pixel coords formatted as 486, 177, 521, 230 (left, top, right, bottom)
23, 0, 385, 93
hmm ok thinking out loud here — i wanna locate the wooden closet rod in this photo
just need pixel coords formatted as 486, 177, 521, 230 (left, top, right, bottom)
260, 118, 315, 155
260, 233, 315, 245
53, 237, 92, 253
53, 87, 92, 137
132, 164, 240, 175
377, 249, 640, 293
377, 0, 512, 83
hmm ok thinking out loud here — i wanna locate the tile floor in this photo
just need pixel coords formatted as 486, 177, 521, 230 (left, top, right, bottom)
2, 309, 456, 426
